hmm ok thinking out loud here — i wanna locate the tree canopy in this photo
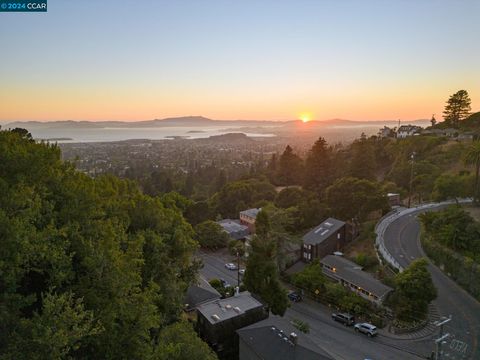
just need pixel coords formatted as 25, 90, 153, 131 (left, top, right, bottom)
243, 211, 289, 316
0, 129, 214, 359
390, 258, 437, 322
194, 220, 230, 250
326, 177, 388, 221
443, 90, 471, 128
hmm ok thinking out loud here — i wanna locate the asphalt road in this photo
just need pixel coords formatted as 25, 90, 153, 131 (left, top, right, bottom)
383, 207, 480, 360
197, 249, 242, 287
286, 299, 429, 360
199, 250, 432, 360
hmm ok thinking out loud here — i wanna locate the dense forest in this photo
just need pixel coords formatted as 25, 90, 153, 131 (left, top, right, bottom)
0, 129, 216, 359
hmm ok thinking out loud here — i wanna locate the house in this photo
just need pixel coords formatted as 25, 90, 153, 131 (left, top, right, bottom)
239, 208, 261, 233
378, 126, 394, 138
302, 218, 346, 262
196, 291, 268, 358
237, 324, 333, 360
320, 255, 393, 305
387, 193, 401, 207
184, 277, 221, 312
397, 125, 422, 138
218, 219, 250, 240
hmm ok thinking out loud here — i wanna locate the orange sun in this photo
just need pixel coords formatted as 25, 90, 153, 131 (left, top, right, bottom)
300, 113, 311, 123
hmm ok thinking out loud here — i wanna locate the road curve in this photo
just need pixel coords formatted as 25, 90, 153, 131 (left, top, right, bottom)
383, 206, 480, 360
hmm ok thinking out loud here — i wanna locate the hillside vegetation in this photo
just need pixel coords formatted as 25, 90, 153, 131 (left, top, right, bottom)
0, 129, 216, 359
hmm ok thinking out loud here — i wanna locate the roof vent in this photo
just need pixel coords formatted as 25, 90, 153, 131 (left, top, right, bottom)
225, 304, 232, 310
211, 314, 220, 322
314, 227, 324, 234
325, 222, 333, 227
233, 306, 241, 313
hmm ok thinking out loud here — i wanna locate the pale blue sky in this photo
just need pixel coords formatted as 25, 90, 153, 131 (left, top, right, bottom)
1, 0, 479, 121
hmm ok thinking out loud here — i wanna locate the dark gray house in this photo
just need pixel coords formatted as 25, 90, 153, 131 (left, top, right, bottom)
237, 317, 333, 360
184, 277, 221, 312
320, 255, 393, 305
302, 218, 346, 262
196, 291, 268, 358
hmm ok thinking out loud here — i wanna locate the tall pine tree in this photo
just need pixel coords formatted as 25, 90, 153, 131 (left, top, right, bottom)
443, 90, 471, 128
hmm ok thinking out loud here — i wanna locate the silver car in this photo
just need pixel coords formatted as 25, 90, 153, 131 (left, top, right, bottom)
354, 323, 378, 337
225, 263, 237, 270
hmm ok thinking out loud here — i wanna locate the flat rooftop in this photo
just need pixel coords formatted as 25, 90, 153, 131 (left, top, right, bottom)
197, 291, 263, 324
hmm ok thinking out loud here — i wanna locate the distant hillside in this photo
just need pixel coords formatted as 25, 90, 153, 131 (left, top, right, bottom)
5, 116, 281, 129
5, 117, 430, 130
197, 133, 254, 143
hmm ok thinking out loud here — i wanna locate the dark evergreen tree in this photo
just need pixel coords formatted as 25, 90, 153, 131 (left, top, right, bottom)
443, 90, 471, 128
276, 145, 303, 186
244, 211, 288, 316
349, 134, 376, 181
303, 137, 333, 193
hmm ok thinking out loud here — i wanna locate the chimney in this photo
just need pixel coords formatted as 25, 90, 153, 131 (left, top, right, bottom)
289, 332, 298, 345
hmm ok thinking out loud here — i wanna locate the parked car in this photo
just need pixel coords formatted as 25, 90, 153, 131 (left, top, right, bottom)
287, 291, 302, 302
239, 269, 245, 275
225, 263, 238, 270
354, 323, 378, 337
331, 313, 355, 326
219, 278, 231, 288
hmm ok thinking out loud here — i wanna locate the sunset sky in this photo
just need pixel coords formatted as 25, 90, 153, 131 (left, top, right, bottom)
0, 0, 479, 122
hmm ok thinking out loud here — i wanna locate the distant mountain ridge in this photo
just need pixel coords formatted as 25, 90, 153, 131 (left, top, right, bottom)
5, 116, 430, 130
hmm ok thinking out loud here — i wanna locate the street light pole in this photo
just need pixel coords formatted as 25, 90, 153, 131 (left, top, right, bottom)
434, 316, 451, 360
408, 152, 416, 208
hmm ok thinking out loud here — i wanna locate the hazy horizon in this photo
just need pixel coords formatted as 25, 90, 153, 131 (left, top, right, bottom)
1, 116, 432, 124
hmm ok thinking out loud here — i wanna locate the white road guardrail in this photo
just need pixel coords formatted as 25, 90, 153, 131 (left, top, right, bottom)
375, 199, 472, 272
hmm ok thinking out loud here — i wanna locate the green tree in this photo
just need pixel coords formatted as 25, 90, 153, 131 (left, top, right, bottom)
303, 137, 333, 192
152, 322, 218, 360
291, 260, 326, 294
326, 177, 388, 221
215, 178, 276, 218
0, 129, 206, 359
349, 134, 376, 181
433, 173, 472, 203
194, 220, 230, 250
276, 145, 303, 186
391, 258, 437, 321
244, 211, 288, 316
275, 187, 304, 208
228, 239, 246, 257
443, 90, 471, 128
464, 140, 480, 203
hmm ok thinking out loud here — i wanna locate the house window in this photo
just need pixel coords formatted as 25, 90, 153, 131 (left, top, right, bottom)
337, 233, 341, 239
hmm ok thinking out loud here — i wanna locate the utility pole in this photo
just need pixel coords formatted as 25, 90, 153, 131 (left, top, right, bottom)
236, 251, 240, 288
408, 152, 416, 208
434, 316, 451, 360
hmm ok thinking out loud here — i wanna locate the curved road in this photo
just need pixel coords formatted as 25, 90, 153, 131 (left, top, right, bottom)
384, 207, 480, 360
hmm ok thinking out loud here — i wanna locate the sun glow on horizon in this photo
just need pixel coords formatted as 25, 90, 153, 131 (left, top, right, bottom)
300, 113, 312, 123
